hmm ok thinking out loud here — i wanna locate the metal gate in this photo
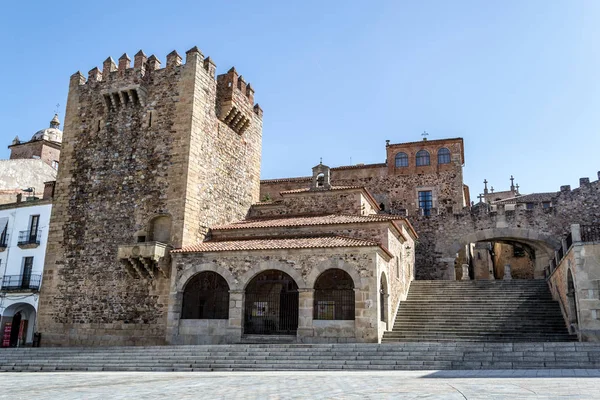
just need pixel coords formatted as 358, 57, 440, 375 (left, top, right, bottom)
244, 290, 299, 335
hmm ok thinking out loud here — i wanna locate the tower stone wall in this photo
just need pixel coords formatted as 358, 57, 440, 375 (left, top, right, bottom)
37, 47, 262, 346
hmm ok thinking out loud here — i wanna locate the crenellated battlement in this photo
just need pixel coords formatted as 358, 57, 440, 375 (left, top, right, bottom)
69, 47, 262, 123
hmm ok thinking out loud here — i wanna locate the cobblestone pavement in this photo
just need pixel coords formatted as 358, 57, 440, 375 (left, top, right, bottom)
2, 370, 600, 399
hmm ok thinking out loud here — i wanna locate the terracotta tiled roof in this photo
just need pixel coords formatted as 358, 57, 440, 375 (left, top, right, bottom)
331, 163, 387, 171
260, 176, 311, 184
211, 214, 406, 230
172, 236, 384, 254
494, 192, 558, 205
252, 200, 284, 206
279, 186, 363, 194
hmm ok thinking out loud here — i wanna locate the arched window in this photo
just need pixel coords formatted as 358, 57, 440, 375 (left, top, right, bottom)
316, 173, 325, 187
182, 271, 229, 319
416, 150, 430, 166
437, 148, 451, 164
314, 269, 355, 320
148, 215, 172, 243
394, 152, 408, 167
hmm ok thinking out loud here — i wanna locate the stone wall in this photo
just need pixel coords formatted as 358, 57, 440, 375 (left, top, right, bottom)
250, 188, 378, 218
37, 48, 263, 346
549, 231, 600, 342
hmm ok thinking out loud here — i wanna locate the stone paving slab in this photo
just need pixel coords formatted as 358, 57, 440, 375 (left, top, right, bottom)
1, 370, 600, 399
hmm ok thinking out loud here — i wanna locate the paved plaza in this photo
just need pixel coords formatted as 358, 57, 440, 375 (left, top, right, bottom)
2, 370, 600, 399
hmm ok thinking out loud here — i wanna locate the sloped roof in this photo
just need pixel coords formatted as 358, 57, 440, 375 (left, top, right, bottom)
211, 214, 407, 230
494, 192, 557, 205
0, 159, 57, 195
173, 235, 388, 255
279, 185, 363, 194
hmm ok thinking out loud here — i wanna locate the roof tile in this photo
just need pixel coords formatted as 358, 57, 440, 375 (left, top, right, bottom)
173, 236, 382, 254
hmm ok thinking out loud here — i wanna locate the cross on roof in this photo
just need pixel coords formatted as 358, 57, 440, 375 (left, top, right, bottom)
477, 193, 485, 203
421, 131, 429, 139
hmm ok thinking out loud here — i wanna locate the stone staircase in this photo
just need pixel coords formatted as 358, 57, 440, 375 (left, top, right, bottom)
1, 342, 599, 371
383, 280, 577, 342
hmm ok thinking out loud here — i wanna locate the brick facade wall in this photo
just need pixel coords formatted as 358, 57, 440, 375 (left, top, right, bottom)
9, 141, 61, 168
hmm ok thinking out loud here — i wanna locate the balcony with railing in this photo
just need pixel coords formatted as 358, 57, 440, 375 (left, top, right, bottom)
17, 230, 42, 248
1, 274, 42, 292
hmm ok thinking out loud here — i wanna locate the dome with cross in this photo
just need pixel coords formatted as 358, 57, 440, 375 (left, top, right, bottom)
31, 114, 62, 143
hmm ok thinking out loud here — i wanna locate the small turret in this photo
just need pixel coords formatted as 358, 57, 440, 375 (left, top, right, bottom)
166, 50, 182, 68
103, 57, 117, 74
311, 161, 332, 190
147, 55, 161, 71
118, 53, 131, 73
50, 114, 60, 129
88, 67, 102, 82
134, 50, 147, 71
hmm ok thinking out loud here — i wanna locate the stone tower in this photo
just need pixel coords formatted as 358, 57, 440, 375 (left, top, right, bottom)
37, 47, 263, 346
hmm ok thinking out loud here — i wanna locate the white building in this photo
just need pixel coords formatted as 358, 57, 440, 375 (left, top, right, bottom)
0, 115, 61, 347
0, 196, 52, 346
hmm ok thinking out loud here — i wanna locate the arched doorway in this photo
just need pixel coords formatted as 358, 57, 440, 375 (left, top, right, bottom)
567, 269, 578, 328
9, 312, 22, 347
244, 270, 298, 335
1, 303, 36, 347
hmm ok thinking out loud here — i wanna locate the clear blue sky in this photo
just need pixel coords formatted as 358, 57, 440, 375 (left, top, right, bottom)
1, 0, 599, 198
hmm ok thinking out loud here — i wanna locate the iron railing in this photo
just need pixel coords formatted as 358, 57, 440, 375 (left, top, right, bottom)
181, 290, 229, 319
244, 291, 299, 335
0, 233, 9, 248
313, 289, 355, 320
17, 230, 41, 245
1, 274, 42, 291
581, 225, 600, 242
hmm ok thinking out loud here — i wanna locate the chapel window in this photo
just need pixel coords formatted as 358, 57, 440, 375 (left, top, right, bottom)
416, 150, 430, 166
437, 148, 451, 164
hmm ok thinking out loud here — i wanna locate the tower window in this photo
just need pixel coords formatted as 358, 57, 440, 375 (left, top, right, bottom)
416, 150, 430, 166
437, 148, 451, 164
394, 152, 408, 167
418, 190, 433, 216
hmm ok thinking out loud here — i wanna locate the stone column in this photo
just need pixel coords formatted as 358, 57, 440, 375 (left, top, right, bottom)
504, 264, 512, 280
165, 291, 182, 344
461, 264, 470, 280
571, 224, 582, 243
297, 288, 314, 341
227, 289, 243, 342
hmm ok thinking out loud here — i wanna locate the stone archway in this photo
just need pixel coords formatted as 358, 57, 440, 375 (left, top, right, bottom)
244, 270, 299, 335
448, 228, 561, 280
